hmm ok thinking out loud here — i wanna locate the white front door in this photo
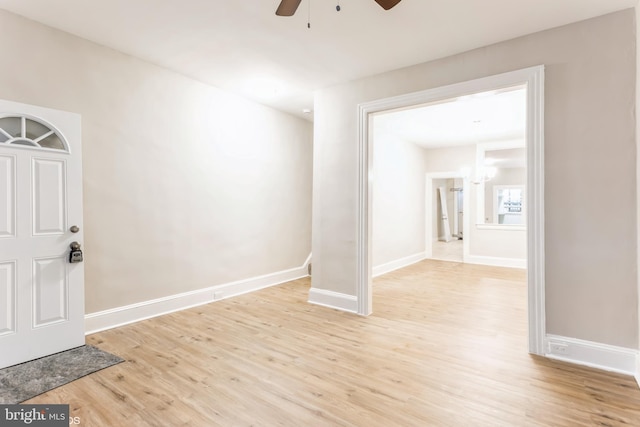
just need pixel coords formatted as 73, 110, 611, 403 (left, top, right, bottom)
0, 99, 84, 369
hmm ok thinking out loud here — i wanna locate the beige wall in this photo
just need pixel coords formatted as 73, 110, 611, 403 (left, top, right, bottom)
312, 10, 637, 348
636, 5, 640, 378
0, 10, 313, 313
372, 131, 427, 267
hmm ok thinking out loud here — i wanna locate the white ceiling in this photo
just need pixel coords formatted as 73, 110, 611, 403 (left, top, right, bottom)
374, 87, 526, 148
0, 0, 636, 119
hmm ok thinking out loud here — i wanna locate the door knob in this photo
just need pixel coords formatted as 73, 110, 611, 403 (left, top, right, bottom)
70, 225, 79, 233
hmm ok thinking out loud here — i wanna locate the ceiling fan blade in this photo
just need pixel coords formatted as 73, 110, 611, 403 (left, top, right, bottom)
374, 0, 402, 10
276, 0, 302, 16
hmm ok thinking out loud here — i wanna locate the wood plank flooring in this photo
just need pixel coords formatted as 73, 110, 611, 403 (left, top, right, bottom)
26, 260, 640, 426
431, 239, 463, 262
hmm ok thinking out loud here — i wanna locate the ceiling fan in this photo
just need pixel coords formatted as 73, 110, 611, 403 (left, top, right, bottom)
276, 0, 402, 16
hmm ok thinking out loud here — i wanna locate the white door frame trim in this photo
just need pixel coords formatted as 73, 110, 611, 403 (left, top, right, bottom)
356, 65, 545, 355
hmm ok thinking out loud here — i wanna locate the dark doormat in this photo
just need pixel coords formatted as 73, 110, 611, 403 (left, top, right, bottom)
0, 345, 124, 404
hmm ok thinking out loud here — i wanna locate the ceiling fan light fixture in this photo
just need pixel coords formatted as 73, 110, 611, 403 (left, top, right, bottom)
276, 0, 302, 16
276, 0, 401, 16
373, 0, 402, 10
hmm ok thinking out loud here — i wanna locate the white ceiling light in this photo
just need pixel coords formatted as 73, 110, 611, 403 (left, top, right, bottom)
473, 166, 497, 184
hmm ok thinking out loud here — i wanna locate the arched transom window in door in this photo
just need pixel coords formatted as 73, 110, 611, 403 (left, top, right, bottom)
0, 115, 69, 151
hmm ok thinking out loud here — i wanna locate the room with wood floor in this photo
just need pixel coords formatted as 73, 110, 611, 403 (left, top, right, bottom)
1, 1, 640, 426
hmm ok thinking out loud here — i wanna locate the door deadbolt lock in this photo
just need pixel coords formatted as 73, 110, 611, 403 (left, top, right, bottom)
69, 241, 83, 263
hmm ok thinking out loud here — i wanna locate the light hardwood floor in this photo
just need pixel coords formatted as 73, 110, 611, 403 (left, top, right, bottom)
27, 260, 640, 426
431, 239, 463, 262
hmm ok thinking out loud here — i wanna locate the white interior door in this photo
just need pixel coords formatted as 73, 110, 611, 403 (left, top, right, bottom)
0, 99, 84, 369
438, 186, 452, 242
452, 189, 459, 237
456, 184, 464, 238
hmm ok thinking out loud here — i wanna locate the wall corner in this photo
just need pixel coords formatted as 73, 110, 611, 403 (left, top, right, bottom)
635, 4, 640, 388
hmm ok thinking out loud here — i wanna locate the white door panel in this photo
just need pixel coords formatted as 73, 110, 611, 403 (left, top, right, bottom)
438, 186, 451, 242
0, 155, 15, 238
0, 99, 84, 369
33, 256, 69, 327
0, 261, 16, 335
32, 158, 67, 235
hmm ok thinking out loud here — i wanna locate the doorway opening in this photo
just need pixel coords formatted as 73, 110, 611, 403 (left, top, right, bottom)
428, 174, 467, 263
357, 66, 545, 355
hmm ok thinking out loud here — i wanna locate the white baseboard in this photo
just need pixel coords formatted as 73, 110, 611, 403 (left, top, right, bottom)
636, 356, 640, 389
465, 254, 526, 269
545, 334, 638, 376
85, 260, 310, 335
308, 288, 358, 313
372, 252, 426, 277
